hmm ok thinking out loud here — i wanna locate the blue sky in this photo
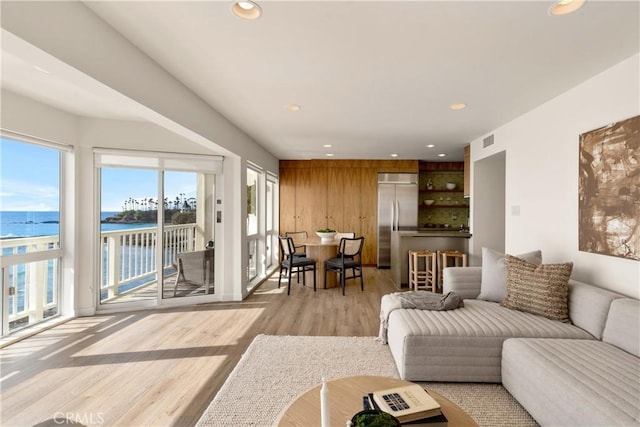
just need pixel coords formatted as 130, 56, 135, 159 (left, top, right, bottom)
1, 138, 196, 211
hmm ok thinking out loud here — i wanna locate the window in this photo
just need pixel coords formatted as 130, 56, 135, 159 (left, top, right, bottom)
0, 136, 66, 336
266, 175, 278, 269
247, 167, 259, 282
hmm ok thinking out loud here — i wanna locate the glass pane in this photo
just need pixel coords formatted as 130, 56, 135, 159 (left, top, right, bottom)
100, 167, 158, 304
266, 180, 274, 269
0, 138, 60, 253
248, 238, 257, 281
163, 171, 215, 298
4, 258, 60, 332
247, 169, 258, 236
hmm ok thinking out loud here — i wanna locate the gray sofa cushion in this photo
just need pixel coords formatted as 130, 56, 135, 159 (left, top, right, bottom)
603, 299, 640, 357
569, 280, 624, 339
387, 299, 593, 382
503, 338, 640, 426
478, 247, 542, 303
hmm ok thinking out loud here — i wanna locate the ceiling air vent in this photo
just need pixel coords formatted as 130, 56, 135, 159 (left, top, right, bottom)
483, 134, 495, 148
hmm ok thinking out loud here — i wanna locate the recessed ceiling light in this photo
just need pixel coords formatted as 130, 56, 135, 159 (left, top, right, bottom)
323, 144, 333, 148
326, 153, 334, 157
438, 153, 447, 157
390, 154, 399, 158
232, 1, 262, 20
549, 0, 585, 16
426, 144, 435, 148
33, 65, 50, 74
285, 104, 301, 111
449, 103, 467, 110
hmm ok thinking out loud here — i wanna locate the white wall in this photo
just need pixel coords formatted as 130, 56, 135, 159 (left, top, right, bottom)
471, 54, 640, 298
471, 151, 506, 266
1, 90, 78, 144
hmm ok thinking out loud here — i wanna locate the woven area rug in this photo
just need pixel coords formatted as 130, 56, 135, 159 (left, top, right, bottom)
197, 335, 538, 427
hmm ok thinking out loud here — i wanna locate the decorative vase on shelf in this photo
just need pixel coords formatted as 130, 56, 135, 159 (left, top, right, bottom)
426, 179, 433, 190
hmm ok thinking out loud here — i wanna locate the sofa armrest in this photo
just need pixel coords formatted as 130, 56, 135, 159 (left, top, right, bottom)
443, 266, 482, 299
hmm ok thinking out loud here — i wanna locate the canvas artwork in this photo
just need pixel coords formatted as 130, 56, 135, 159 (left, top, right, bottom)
578, 115, 640, 260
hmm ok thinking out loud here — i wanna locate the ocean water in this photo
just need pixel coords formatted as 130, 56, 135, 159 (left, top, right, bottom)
1, 211, 158, 325
0, 211, 156, 238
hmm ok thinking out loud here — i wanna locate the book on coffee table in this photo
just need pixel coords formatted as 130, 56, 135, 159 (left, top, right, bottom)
367, 384, 442, 424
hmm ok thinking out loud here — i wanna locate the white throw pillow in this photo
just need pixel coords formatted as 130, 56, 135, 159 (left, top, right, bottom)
477, 247, 542, 303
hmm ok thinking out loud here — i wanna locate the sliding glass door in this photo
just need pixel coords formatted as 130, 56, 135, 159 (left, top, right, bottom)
96, 150, 220, 308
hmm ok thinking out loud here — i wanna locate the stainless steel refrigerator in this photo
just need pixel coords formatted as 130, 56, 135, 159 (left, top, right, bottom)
377, 173, 418, 268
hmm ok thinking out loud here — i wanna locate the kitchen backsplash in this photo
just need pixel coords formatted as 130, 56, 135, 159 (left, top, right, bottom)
418, 168, 469, 229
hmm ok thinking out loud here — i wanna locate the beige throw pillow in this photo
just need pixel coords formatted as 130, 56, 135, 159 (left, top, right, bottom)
502, 255, 572, 323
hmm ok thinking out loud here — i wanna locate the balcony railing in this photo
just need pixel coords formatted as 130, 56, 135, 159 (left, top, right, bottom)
100, 223, 197, 301
1, 235, 60, 332
1, 223, 197, 332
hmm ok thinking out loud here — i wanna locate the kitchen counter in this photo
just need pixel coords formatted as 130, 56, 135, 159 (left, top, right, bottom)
397, 229, 472, 238
391, 230, 471, 288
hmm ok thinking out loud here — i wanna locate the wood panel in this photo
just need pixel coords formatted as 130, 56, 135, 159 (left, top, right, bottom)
294, 168, 317, 234
360, 168, 378, 265
341, 167, 362, 236
279, 160, 419, 264
326, 168, 344, 232
279, 167, 297, 233
280, 159, 418, 172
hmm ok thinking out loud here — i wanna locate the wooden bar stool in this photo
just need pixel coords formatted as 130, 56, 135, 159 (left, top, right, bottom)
437, 250, 468, 290
408, 250, 438, 292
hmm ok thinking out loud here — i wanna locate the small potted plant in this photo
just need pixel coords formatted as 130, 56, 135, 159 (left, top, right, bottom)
350, 410, 400, 427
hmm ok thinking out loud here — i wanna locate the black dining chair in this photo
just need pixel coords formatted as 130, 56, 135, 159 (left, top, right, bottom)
278, 236, 317, 295
285, 231, 308, 257
324, 237, 365, 296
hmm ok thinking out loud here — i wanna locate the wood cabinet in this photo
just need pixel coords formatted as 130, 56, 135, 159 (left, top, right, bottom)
279, 160, 417, 265
279, 167, 327, 234
464, 145, 470, 198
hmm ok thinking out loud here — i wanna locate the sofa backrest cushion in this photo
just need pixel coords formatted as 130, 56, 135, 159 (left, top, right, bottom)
568, 281, 623, 339
478, 247, 542, 303
602, 299, 640, 357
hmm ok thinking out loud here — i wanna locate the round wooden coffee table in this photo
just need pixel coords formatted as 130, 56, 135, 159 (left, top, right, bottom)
276, 375, 478, 426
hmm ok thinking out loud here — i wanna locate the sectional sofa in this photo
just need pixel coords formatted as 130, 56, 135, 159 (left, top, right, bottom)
382, 261, 640, 426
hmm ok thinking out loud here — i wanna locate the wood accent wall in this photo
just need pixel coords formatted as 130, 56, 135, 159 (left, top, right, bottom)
279, 160, 418, 265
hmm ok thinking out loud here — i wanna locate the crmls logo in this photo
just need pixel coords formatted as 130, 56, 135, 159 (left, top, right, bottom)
52, 412, 105, 425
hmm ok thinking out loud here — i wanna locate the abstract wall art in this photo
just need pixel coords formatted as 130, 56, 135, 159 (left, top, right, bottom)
579, 115, 640, 260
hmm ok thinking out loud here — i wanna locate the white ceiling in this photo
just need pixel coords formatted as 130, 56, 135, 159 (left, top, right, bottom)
3, 1, 639, 161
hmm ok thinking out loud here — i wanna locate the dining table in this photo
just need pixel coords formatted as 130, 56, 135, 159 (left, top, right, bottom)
300, 236, 340, 289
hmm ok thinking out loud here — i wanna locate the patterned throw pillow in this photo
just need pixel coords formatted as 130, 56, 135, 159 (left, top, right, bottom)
501, 255, 572, 323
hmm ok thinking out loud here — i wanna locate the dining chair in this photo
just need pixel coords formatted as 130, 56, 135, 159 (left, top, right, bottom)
334, 231, 356, 240
285, 231, 308, 257
278, 236, 317, 295
324, 236, 365, 296
334, 232, 356, 258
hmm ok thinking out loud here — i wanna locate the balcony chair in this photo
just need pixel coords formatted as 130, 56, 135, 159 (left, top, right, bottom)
173, 248, 214, 296
278, 236, 317, 295
324, 236, 365, 296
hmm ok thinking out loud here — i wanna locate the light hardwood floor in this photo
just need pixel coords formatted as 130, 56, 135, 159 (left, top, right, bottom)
0, 267, 398, 427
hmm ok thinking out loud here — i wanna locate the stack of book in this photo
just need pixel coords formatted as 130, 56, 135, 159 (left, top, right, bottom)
362, 383, 448, 426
